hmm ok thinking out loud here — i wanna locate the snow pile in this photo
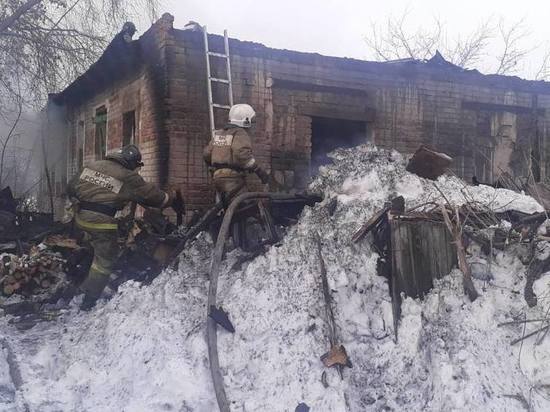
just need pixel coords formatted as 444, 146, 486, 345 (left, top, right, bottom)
2, 144, 550, 411
0, 343, 17, 409
319, 147, 543, 214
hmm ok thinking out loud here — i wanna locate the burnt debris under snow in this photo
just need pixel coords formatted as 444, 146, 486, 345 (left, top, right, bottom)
2, 145, 550, 411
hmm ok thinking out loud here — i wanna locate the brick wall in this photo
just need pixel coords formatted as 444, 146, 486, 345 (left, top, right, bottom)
41, 14, 177, 219
62, 15, 174, 189
48, 13, 550, 216
165, 27, 550, 210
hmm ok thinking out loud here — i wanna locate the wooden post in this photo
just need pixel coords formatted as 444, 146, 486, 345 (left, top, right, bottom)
440, 204, 479, 301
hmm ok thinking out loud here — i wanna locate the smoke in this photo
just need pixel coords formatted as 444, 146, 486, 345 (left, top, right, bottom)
0, 110, 42, 199
310, 117, 368, 174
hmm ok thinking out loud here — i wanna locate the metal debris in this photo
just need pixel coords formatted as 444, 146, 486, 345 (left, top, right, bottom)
321, 344, 352, 368
315, 233, 351, 379
406, 145, 452, 180
208, 306, 235, 333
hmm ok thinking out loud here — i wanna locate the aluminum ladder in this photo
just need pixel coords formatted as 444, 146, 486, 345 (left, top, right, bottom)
203, 26, 234, 139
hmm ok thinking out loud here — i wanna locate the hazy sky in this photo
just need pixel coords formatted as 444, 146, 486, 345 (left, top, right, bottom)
159, 0, 550, 80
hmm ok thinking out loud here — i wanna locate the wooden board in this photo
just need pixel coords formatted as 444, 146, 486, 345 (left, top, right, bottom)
390, 218, 457, 299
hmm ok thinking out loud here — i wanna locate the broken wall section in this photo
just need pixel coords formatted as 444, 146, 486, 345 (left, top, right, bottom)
168, 27, 550, 210
40, 14, 176, 219
44, 13, 550, 214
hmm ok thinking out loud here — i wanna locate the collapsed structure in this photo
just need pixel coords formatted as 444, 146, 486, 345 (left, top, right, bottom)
7, 13, 550, 410
4, 145, 550, 411
41, 13, 550, 217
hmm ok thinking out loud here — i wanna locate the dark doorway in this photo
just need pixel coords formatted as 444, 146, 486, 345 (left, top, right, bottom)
94, 106, 107, 160
122, 110, 136, 146
310, 116, 367, 173
77, 120, 84, 171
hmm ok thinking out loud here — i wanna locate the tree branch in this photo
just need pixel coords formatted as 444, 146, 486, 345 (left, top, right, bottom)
535, 46, 550, 81
0, 97, 23, 187
495, 18, 530, 75
440, 203, 480, 302
364, 10, 494, 67
0, 0, 43, 34
0, 0, 161, 117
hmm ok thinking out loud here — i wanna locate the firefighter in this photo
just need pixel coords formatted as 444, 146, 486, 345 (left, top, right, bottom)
67, 144, 181, 310
203, 103, 270, 203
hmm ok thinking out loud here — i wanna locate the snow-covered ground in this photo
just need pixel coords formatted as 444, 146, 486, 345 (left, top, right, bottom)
2, 145, 550, 411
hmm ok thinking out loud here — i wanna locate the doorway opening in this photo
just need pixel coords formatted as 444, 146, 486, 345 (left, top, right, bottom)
94, 106, 107, 160
310, 116, 367, 173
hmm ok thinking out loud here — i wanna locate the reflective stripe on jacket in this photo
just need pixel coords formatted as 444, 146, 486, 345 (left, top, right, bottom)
68, 159, 169, 224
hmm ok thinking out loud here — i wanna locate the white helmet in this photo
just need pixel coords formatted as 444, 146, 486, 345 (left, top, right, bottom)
228, 104, 256, 128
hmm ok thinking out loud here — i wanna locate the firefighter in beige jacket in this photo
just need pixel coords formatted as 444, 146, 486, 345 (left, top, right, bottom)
203, 104, 269, 203
67, 144, 174, 310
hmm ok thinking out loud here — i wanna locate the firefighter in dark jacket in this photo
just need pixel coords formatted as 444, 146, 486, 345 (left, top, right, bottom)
203, 103, 270, 203
67, 144, 178, 310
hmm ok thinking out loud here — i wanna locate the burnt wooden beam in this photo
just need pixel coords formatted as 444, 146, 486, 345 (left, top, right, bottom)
461, 101, 546, 115
299, 104, 376, 122
272, 78, 368, 96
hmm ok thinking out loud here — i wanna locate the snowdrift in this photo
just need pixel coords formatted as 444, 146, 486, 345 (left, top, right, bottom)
2, 145, 550, 411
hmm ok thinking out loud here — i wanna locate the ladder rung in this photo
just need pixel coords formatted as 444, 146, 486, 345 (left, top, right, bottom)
203, 26, 234, 137
208, 52, 228, 58
210, 77, 230, 84
212, 103, 231, 109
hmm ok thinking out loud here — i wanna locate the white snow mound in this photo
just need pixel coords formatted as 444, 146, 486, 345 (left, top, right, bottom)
2, 145, 550, 411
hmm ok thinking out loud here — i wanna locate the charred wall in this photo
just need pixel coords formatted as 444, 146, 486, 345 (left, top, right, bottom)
42, 14, 176, 218
47, 13, 550, 215
166, 27, 550, 210
166, 29, 379, 210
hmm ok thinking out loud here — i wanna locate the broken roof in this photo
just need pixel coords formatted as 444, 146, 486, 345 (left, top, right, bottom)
51, 22, 148, 105
53, 13, 550, 105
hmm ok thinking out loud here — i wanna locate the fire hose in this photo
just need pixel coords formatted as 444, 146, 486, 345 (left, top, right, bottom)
207, 192, 314, 412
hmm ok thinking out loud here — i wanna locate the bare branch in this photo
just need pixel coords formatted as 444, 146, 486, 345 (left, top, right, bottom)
448, 19, 493, 68
439, 203, 480, 302
0, 95, 23, 187
535, 46, 550, 81
365, 10, 494, 68
0, 0, 162, 116
495, 18, 530, 75
0, 0, 42, 34
365, 8, 429, 62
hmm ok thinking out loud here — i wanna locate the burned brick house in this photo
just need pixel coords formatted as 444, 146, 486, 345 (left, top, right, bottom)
41, 13, 550, 215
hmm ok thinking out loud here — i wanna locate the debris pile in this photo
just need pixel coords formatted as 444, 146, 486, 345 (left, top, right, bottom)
0, 232, 87, 318
0, 248, 67, 297
2, 145, 550, 411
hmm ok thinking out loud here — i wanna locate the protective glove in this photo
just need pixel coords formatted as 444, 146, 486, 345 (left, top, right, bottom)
255, 167, 270, 185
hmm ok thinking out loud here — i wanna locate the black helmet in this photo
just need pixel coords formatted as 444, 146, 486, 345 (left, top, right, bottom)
106, 144, 144, 170
122, 22, 137, 36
